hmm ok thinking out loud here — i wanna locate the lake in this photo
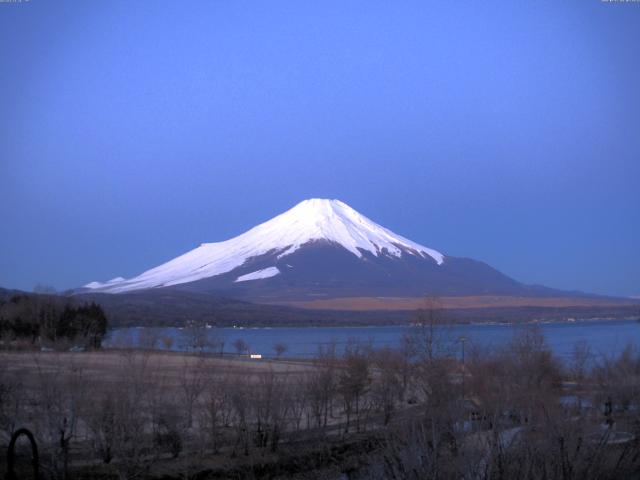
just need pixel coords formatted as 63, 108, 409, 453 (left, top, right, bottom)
104, 319, 640, 362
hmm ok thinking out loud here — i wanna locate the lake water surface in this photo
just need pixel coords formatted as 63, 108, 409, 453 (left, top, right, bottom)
104, 319, 640, 362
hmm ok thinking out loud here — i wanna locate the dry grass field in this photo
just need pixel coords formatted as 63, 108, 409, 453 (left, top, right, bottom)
275, 295, 640, 311
1, 349, 315, 382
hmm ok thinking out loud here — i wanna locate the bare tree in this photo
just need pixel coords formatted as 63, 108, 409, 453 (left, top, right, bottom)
233, 338, 248, 356
285, 375, 308, 433
229, 375, 251, 456
108, 351, 156, 479
406, 296, 452, 363
153, 400, 183, 459
0, 352, 24, 449
161, 335, 174, 351
592, 343, 640, 417
179, 355, 207, 429
32, 354, 87, 480
273, 342, 288, 358
371, 347, 404, 425
199, 372, 233, 453
252, 369, 289, 451
307, 341, 337, 428
181, 321, 212, 353
85, 389, 118, 464
570, 340, 592, 383
338, 342, 370, 433
210, 335, 225, 357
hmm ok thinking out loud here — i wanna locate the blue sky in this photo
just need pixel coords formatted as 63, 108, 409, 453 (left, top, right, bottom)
1, 1, 638, 296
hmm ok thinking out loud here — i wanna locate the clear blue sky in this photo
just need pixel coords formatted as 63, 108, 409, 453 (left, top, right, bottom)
1, 1, 638, 296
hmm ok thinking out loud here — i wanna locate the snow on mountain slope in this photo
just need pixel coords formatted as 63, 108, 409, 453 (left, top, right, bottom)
84, 199, 444, 293
235, 267, 281, 283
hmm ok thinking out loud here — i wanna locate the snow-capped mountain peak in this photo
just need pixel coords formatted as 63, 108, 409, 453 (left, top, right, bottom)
83, 199, 444, 293
261, 198, 443, 262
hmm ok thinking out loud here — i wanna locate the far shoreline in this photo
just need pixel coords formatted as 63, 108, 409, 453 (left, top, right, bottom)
108, 315, 640, 331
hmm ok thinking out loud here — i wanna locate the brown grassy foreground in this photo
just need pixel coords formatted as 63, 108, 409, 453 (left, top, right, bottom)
2, 326, 640, 479
2, 350, 315, 381
276, 295, 640, 311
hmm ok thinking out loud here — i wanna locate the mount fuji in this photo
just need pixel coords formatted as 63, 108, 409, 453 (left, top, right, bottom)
82, 199, 566, 301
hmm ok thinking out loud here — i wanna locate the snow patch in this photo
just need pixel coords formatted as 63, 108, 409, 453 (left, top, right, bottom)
235, 267, 280, 283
